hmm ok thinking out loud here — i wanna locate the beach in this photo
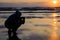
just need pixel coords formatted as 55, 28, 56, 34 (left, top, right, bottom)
0, 11, 60, 40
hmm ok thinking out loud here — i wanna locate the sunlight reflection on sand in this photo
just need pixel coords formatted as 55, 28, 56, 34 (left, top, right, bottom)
49, 13, 58, 40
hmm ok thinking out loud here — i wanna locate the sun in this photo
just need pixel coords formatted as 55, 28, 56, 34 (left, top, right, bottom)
52, 0, 58, 4
51, 0, 58, 7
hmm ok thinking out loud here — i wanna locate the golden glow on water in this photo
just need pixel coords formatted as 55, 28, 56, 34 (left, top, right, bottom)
49, 31, 58, 40
52, 13, 58, 30
53, 13, 57, 17
49, 13, 58, 40
52, 18, 58, 30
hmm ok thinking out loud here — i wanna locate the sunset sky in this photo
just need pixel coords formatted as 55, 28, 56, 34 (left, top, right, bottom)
0, 0, 50, 3
0, 0, 60, 7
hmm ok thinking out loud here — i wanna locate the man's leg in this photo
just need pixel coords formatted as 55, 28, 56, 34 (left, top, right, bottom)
12, 28, 21, 40
8, 28, 12, 40
12, 28, 17, 36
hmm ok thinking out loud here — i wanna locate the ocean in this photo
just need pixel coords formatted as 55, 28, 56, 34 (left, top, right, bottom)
0, 10, 60, 40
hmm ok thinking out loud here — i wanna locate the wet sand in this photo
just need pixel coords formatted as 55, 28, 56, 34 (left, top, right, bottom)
0, 18, 60, 40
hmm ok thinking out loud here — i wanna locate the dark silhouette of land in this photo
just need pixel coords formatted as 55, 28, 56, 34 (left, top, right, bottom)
4, 10, 25, 40
0, 7, 60, 11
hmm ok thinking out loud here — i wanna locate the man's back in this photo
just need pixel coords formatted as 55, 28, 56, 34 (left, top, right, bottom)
5, 13, 21, 28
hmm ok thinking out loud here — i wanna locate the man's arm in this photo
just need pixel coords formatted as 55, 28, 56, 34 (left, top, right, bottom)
21, 17, 25, 24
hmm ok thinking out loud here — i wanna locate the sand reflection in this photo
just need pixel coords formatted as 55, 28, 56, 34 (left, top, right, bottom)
49, 31, 58, 40
49, 13, 58, 40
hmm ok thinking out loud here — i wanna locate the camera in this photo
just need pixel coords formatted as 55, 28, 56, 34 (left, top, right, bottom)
21, 17, 25, 24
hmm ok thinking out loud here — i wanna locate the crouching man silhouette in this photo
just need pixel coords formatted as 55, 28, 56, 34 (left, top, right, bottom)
4, 10, 25, 40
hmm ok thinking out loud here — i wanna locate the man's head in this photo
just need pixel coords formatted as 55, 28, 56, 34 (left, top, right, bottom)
15, 9, 22, 16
